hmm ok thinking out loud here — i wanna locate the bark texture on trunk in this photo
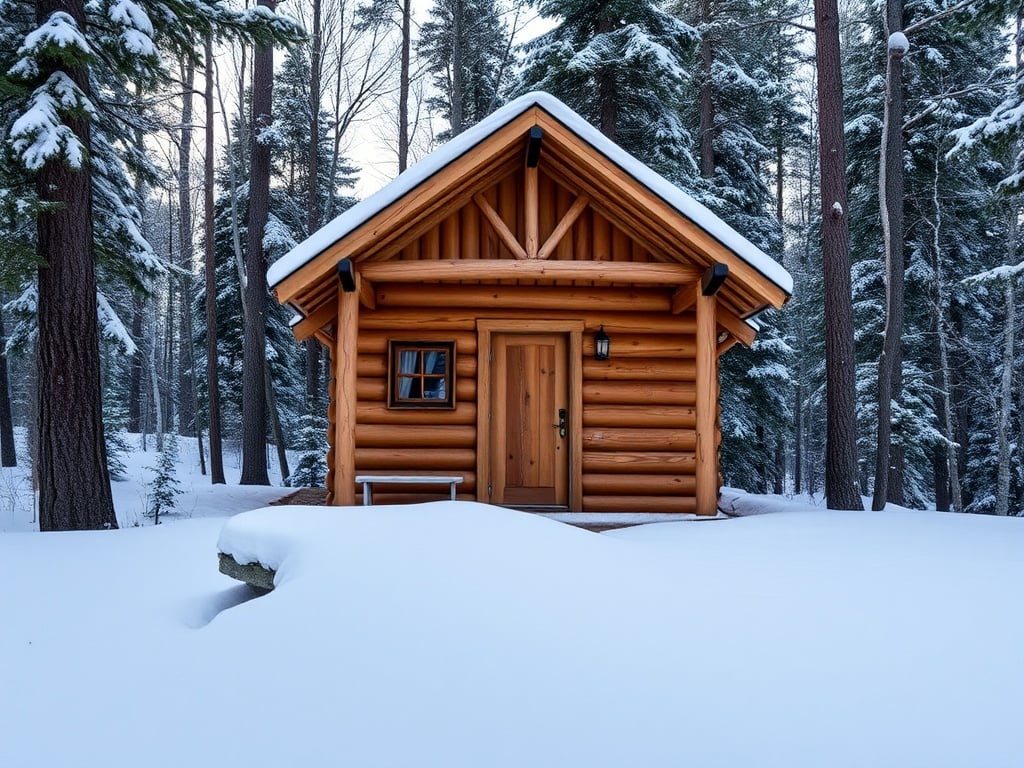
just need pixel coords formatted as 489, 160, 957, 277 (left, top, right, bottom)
698, 0, 715, 178
0, 306, 16, 467
128, 296, 143, 433
597, 13, 617, 141
398, 0, 411, 172
241, 1, 275, 485
35, 0, 116, 530
451, 0, 464, 136
204, 34, 225, 484
177, 60, 196, 438
177, 60, 197, 437
814, 0, 861, 509
872, 0, 906, 510
995, 269, 1015, 516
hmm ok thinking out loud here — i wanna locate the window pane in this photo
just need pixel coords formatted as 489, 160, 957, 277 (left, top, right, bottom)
388, 341, 455, 409
399, 350, 421, 374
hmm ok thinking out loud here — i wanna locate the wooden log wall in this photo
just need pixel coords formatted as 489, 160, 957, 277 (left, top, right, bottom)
579, 327, 700, 514
343, 297, 708, 514
351, 327, 479, 505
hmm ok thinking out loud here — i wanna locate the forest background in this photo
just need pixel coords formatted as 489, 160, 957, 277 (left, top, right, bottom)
1, 0, 1022, 530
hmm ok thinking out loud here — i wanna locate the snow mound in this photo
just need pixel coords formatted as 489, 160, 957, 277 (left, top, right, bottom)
2, 499, 1023, 767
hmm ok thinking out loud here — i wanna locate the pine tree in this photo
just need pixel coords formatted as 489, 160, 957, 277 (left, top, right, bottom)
0, 0, 299, 529
419, 0, 510, 139
288, 413, 329, 488
516, 0, 700, 185
147, 431, 181, 524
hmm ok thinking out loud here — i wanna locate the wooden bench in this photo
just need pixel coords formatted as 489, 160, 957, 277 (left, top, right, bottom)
355, 475, 464, 505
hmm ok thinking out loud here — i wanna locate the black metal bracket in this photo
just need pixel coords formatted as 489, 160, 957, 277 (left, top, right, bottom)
526, 126, 543, 168
701, 263, 729, 296
336, 257, 357, 292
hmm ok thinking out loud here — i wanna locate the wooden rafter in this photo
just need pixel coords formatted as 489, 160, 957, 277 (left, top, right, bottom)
716, 309, 757, 347
292, 302, 336, 341
358, 276, 376, 310
537, 194, 590, 260
671, 284, 698, 315
473, 193, 527, 260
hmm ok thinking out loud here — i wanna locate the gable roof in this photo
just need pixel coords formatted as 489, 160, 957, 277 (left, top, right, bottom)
268, 92, 792, 307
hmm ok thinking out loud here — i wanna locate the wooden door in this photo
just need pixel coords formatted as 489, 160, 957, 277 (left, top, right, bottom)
489, 333, 569, 506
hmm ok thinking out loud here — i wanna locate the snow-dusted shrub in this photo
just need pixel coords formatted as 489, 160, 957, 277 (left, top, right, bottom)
287, 414, 329, 488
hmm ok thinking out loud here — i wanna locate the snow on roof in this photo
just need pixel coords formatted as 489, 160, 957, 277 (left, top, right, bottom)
267, 91, 793, 297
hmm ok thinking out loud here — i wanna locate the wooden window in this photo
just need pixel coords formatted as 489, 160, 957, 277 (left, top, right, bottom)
388, 341, 456, 408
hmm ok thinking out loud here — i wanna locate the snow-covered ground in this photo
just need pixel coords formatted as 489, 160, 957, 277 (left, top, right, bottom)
1, 440, 1022, 766
0, 431, 289, 532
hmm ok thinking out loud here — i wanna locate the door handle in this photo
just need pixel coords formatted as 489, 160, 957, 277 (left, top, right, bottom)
553, 408, 567, 438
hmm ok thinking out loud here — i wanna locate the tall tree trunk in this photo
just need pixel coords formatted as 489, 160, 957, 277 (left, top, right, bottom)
0, 305, 16, 467
308, 0, 322, 238
241, 0, 275, 486
305, 340, 321, 411
148, 305, 164, 451
177, 60, 197, 437
265, 367, 290, 482
774, 436, 785, 495
698, 0, 715, 178
204, 34, 225, 484
398, 0, 411, 172
163, 248, 175, 431
793, 380, 803, 494
306, 0, 324, 413
451, 0, 464, 136
814, 0, 861, 509
128, 295, 144, 433
35, 0, 117, 531
929, 153, 962, 513
994, 258, 1015, 516
597, 13, 617, 140
872, 2, 907, 510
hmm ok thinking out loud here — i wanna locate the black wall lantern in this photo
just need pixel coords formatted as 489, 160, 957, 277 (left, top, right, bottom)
594, 325, 610, 360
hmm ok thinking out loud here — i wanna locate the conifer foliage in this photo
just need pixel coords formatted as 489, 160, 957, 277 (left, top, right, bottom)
0, 0, 299, 529
516, 0, 700, 184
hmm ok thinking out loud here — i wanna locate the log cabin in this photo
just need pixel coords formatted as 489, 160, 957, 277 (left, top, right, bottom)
268, 92, 792, 517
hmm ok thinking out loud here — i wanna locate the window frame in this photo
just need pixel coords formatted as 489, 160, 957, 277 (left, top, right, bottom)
386, 340, 456, 409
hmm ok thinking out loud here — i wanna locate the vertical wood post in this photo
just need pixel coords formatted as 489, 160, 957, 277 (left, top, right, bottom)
525, 164, 539, 258
695, 288, 719, 515
333, 278, 360, 505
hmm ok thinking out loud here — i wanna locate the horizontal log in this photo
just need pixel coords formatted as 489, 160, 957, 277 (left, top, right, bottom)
374, 285, 671, 313
358, 492, 477, 506
583, 474, 697, 496
583, 428, 696, 451
355, 424, 476, 449
583, 451, 696, 474
357, 330, 478, 355
581, 334, 696, 359
582, 358, 695, 381
359, 258, 701, 286
582, 405, 696, 429
355, 447, 476, 471
360, 308, 696, 335
356, 353, 476, 379
358, 401, 477, 425
582, 495, 699, 514
357, 377, 476, 403
583, 381, 696, 405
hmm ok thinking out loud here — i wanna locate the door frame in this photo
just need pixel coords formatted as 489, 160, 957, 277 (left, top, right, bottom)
476, 319, 584, 512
